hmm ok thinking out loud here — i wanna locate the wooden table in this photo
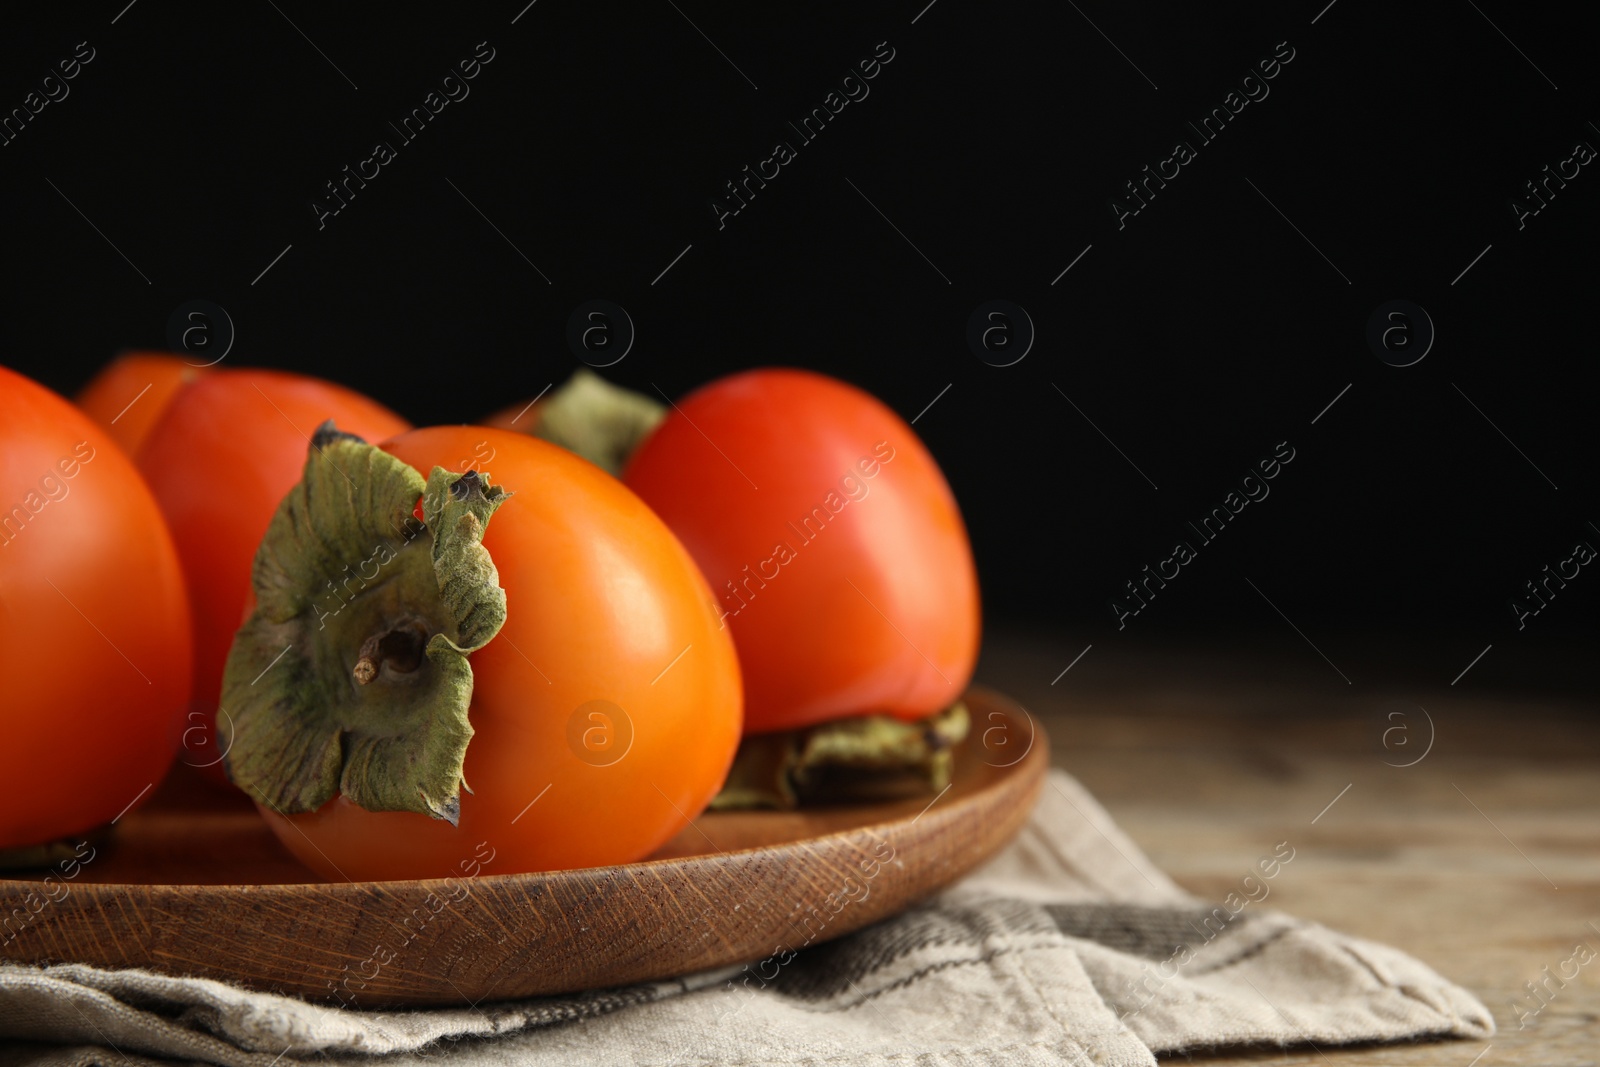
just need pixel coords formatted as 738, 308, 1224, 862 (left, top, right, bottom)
976, 629, 1599, 1067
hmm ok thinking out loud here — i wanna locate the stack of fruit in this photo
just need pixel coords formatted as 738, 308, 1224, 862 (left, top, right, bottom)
1, 357, 978, 880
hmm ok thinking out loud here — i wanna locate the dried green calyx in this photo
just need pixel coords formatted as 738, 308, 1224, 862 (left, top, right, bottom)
220, 425, 510, 824
529, 368, 666, 475
711, 702, 970, 810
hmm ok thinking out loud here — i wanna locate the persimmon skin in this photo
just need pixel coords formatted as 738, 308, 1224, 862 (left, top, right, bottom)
75, 352, 208, 457
0, 366, 191, 848
623, 369, 980, 734
135, 370, 410, 783
258, 428, 743, 880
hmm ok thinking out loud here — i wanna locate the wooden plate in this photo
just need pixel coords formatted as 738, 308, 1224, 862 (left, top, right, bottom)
0, 687, 1045, 1007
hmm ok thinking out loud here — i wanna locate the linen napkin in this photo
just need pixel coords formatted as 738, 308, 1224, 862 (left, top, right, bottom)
0, 770, 1493, 1066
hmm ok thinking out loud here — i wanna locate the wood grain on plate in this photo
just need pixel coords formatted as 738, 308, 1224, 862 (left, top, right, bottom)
0, 686, 1045, 1007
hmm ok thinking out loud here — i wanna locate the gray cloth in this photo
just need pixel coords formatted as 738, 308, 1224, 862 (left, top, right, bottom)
0, 771, 1493, 1065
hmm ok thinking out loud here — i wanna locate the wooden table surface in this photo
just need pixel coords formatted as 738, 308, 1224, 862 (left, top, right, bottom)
975, 629, 1598, 1067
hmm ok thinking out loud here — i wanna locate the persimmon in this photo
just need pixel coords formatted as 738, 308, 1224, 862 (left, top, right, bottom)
622, 369, 979, 734
0, 366, 191, 850
75, 351, 208, 457
135, 369, 410, 781
222, 426, 742, 879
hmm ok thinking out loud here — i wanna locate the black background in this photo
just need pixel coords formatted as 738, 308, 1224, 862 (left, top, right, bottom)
3, 1, 1594, 691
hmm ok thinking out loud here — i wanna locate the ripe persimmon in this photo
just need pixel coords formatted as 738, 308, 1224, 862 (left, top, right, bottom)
223, 426, 742, 879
